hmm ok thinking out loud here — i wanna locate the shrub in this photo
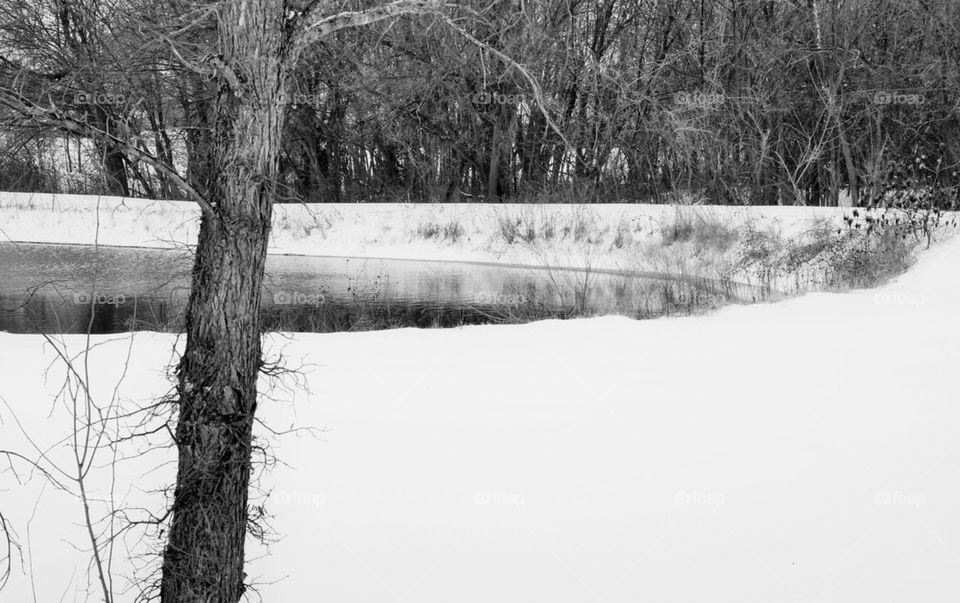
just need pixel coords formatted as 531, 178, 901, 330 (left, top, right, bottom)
660, 207, 737, 252
612, 219, 631, 249
0, 153, 56, 193
417, 219, 464, 243
497, 215, 521, 244
732, 218, 919, 294
660, 208, 696, 244
820, 225, 916, 289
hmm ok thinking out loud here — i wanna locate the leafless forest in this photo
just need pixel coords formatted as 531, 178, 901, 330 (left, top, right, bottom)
2, 0, 959, 206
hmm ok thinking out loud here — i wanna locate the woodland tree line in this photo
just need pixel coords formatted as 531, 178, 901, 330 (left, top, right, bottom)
2, 0, 959, 206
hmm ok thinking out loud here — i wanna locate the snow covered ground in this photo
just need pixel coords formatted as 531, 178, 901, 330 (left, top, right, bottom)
0, 192, 851, 270
1, 223, 958, 601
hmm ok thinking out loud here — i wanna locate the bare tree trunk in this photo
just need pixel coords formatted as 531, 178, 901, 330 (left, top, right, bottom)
838, 127, 859, 207
160, 1, 285, 600
96, 136, 130, 196
161, 194, 273, 602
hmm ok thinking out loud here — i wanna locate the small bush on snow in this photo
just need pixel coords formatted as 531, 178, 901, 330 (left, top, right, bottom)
416, 219, 464, 243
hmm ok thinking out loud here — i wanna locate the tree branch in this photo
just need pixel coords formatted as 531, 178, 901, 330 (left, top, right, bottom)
284, 1, 571, 152
0, 89, 215, 217
435, 13, 574, 153
286, 0, 445, 69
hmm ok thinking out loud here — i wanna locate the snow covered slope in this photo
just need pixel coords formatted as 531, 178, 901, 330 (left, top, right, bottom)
0, 234, 958, 601
0, 192, 852, 270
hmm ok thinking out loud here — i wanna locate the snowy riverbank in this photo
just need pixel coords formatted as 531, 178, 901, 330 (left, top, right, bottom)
1, 227, 958, 601
0, 192, 854, 271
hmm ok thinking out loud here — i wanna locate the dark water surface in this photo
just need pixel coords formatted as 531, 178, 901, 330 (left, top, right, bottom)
0, 242, 761, 334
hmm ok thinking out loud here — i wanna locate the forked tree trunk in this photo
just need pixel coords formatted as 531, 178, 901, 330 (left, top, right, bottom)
160, 1, 286, 600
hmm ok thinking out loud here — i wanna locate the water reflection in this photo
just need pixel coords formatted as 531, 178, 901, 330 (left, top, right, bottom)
0, 243, 760, 334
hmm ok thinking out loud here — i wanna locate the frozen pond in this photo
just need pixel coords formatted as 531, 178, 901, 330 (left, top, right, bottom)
0, 242, 760, 334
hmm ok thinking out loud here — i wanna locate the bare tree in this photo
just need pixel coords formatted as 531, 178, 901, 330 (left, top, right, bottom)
148, 2, 448, 600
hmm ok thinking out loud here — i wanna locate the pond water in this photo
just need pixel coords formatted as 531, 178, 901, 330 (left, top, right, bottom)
0, 242, 762, 334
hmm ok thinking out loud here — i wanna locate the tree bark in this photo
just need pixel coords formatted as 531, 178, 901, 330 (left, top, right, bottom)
160, 1, 285, 600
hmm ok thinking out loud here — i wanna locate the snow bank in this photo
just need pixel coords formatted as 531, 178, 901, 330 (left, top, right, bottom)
1, 233, 958, 601
0, 192, 851, 270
